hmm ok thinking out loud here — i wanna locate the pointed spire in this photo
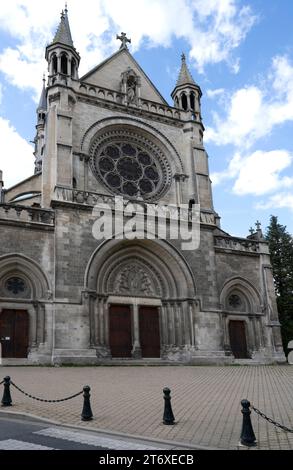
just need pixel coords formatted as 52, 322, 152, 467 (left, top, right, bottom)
37, 75, 47, 112
52, 5, 74, 47
175, 53, 197, 88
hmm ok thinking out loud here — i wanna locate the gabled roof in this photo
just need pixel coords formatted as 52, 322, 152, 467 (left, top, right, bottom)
81, 48, 168, 106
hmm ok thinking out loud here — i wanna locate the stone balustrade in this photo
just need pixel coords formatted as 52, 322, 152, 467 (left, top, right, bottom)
0, 204, 55, 226
54, 187, 191, 221
214, 235, 259, 253
78, 82, 184, 120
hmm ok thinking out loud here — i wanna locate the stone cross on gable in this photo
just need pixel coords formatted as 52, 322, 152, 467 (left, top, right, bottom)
249, 227, 254, 235
116, 32, 131, 50
255, 220, 262, 230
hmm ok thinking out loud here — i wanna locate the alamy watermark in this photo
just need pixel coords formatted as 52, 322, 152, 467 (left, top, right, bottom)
92, 196, 200, 250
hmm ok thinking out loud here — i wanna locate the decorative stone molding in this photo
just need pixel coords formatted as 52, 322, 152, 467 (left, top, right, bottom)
215, 235, 259, 254
0, 254, 51, 301
80, 116, 184, 170
106, 257, 163, 297
78, 82, 183, 121
0, 204, 55, 226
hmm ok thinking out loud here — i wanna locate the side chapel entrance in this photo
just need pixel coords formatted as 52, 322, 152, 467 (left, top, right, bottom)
0, 310, 29, 358
229, 320, 249, 359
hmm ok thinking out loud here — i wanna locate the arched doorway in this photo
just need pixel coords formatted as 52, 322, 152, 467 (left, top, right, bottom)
220, 277, 263, 359
85, 239, 197, 360
0, 310, 29, 358
0, 254, 51, 361
229, 320, 249, 359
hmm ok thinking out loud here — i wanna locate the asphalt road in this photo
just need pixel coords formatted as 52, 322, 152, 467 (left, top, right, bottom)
0, 415, 106, 450
0, 414, 171, 451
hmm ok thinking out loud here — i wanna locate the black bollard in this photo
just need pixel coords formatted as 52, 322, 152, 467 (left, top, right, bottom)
163, 387, 175, 425
81, 385, 93, 421
240, 399, 257, 447
1, 376, 12, 407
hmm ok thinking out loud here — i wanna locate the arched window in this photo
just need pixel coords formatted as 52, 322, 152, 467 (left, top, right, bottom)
61, 54, 68, 75
72, 177, 77, 189
52, 55, 58, 75
190, 92, 195, 111
181, 93, 188, 111
71, 59, 76, 78
175, 97, 179, 108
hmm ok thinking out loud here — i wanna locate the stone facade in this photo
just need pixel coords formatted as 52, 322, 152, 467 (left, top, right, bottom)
0, 10, 285, 365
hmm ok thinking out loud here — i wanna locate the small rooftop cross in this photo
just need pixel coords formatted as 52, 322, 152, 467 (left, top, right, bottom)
116, 32, 131, 50
249, 227, 254, 235
255, 220, 262, 231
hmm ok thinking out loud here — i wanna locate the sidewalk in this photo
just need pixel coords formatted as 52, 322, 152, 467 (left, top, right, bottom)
0, 365, 292, 450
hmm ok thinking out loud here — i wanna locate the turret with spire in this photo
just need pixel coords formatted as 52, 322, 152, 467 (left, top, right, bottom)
34, 75, 47, 173
171, 54, 202, 121
41, 5, 79, 206
45, 4, 80, 86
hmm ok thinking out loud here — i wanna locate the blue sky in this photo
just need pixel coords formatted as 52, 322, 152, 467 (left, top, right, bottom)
0, 0, 292, 237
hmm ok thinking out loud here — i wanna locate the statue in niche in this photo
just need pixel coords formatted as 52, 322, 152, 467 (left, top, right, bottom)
127, 75, 137, 104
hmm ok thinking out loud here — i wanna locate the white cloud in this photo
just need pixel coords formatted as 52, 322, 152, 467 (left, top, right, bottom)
0, 83, 3, 105
206, 88, 225, 98
206, 55, 293, 148
256, 193, 293, 211
0, 0, 256, 100
188, 0, 256, 72
211, 150, 293, 196
0, 117, 34, 187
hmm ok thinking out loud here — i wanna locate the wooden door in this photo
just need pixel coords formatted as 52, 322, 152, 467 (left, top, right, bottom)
229, 320, 249, 359
139, 307, 160, 358
109, 305, 132, 358
0, 310, 29, 358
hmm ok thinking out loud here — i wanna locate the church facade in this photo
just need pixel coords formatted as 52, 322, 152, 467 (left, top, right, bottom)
0, 8, 285, 365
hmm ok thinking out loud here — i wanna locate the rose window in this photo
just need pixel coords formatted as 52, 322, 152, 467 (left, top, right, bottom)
89, 133, 171, 200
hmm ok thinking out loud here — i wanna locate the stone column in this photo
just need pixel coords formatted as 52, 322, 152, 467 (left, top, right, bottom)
257, 317, 264, 349
68, 58, 72, 78
89, 293, 97, 348
247, 317, 255, 356
252, 316, 259, 351
37, 303, 46, 345
188, 302, 195, 347
57, 55, 61, 75
160, 304, 168, 345
174, 175, 181, 205
104, 301, 109, 348
166, 303, 175, 347
31, 303, 38, 348
222, 314, 231, 353
131, 304, 142, 359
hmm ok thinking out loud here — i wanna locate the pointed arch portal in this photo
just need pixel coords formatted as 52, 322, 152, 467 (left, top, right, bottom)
85, 239, 196, 359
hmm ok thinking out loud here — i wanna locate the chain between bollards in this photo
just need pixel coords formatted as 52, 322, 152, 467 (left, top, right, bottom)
1, 377, 93, 421
163, 387, 175, 425
81, 385, 93, 421
1, 376, 12, 407
240, 399, 257, 447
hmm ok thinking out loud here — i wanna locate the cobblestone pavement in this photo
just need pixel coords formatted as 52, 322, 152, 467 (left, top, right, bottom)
0, 365, 292, 450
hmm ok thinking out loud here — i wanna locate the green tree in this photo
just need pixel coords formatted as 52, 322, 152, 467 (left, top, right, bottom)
266, 215, 293, 354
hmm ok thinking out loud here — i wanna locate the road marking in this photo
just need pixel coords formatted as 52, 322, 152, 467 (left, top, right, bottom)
35, 427, 164, 450
0, 439, 56, 450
